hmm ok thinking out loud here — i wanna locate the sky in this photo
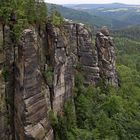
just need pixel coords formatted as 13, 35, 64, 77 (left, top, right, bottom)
45, 0, 140, 5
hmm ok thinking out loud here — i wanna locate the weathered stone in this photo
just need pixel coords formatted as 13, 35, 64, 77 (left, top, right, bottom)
0, 62, 8, 140
0, 24, 13, 140
96, 28, 118, 87
14, 29, 53, 140
100, 26, 110, 36
76, 23, 99, 84
46, 21, 100, 113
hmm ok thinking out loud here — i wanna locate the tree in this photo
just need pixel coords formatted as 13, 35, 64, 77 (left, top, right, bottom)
49, 7, 63, 26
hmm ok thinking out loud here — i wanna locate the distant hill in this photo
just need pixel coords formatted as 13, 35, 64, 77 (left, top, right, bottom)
64, 3, 140, 10
47, 3, 140, 29
47, 3, 112, 28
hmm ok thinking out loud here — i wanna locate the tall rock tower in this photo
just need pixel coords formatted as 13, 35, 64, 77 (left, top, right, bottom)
96, 27, 118, 87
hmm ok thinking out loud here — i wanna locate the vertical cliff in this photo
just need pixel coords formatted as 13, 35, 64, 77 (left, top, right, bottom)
0, 43, 8, 139
46, 21, 100, 113
0, 25, 14, 140
0, 21, 118, 140
96, 27, 118, 86
14, 29, 53, 140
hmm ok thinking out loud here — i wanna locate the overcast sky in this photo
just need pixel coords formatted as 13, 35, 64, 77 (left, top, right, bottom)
45, 0, 140, 5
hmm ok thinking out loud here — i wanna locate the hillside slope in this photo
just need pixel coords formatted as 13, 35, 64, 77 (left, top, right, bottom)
64, 3, 140, 29
47, 3, 112, 28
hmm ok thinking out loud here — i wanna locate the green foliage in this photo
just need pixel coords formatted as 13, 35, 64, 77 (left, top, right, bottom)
64, 100, 77, 129
36, 0, 48, 24
49, 100, 77, 140
74, 73, 84, 90
43, 67, 53, 87
0, 0, 47, 42
113, 25, 140, 41
24, 0, 36, 24
49, 110, 58, 127
75, 129, 93, 140
12, 18, 28, 42
0, 0, 12, 24
49, 8, 63, 26
25, 0, 47, 24
2, 66, 9, 81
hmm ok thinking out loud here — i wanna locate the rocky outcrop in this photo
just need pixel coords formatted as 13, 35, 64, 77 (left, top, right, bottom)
0, 25, 13, 140
96, 27, 118, 86
75, 23, 99, 85
46, 24, 74, 112
0, 21, 118, 140
46, 22, 100, 113
14, 29, 53, 140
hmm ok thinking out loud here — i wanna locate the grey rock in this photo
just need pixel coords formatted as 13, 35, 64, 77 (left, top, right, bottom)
14, 29, 53, 140
96, 27, 118, 87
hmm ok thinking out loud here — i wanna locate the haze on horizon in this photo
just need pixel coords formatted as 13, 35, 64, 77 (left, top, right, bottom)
45, 0, 140, 5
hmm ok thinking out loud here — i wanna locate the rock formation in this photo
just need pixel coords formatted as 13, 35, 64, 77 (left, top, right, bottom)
0, 21, 118, 140
0, 50, 8, 140
14, 29, 53, 140
0, 25, 13, 140
96, 27, 118, 86
46, 22, 100, 113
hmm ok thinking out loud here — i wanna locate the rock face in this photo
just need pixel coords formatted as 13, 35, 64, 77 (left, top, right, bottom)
0, 25, 12, 140
0, 22, 118, 140
96, 27, 118, 86
14, 29, 53, 140
76, 23, 99, 85
46, 22, 100, 113
0, 51, 8, 140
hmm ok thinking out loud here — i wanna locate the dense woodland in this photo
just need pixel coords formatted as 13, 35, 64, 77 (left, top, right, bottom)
0, 1, 140, 140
